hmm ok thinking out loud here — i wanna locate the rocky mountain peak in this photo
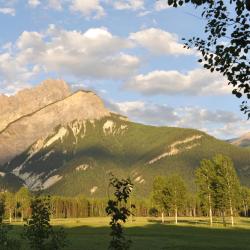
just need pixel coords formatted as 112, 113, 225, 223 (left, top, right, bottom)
0, 79, 110, 164
0, 79, 71, 132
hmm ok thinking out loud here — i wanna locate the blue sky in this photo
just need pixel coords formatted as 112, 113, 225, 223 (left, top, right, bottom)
0, 0, 249, 139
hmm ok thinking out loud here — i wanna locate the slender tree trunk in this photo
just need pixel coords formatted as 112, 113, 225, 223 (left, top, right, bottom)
175, 207, 178, 224
21, 209, 24, 222
161, 211, 164, 224
9, 209, 12, 223
193, 206, 196, 217
222, 210, 226, 227
14, 208, 17, 222
208, 194, 213, 226
229, 199, 234, 227
243, 201, 247, 217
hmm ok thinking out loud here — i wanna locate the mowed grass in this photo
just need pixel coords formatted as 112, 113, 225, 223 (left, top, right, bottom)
9, 217, 250, 250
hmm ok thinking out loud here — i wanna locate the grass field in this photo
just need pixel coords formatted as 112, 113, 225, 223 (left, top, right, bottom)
9, 217, 250, 250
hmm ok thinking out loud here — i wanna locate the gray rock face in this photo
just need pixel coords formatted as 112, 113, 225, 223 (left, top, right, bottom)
0, 79, 71, 132
0, 80, 110, 164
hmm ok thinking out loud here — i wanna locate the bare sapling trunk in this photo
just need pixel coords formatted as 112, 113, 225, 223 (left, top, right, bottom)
242, 201, 247, 217
161, 211, 164, 224
175, 207, 178, 224
208, 191, 213, 226
9, 209, 12, 223
21, 209, 24, 222
229, 199, 234, 227
222, 210, 226, 227
193, 206, 196, 217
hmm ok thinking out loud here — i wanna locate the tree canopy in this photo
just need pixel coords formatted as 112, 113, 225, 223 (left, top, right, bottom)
166, 0, 250, 117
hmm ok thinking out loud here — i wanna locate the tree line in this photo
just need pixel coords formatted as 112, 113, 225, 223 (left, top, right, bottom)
0, 154, 249, 227
152, 154, 250, 226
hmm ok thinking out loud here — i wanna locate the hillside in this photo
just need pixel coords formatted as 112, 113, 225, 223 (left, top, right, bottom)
230, 132, 250, 148
1, 114, 250, 197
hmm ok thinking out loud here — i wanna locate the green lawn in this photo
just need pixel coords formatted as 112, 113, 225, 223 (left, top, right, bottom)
9, 217, 250, 250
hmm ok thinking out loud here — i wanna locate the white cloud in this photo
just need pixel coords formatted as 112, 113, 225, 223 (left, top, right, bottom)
70, 0, 105, 19
0, 25, 139, 93
107, 100, 178, 125
0, 8, 15, 16
47, 0, 62, 10
137, 10, 152, 17
130, 28, 192, 56
112, 0, 144, 11
28, 0, 41, 7
154, 0, 170, 11
0, 51, 40, 94
125, 68, 230, 96
108, 100, 249, 139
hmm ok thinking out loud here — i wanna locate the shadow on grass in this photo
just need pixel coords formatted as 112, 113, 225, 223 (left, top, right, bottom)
8, 220, 250, 250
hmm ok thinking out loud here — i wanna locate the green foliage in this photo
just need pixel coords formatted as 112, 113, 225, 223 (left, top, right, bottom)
22, 196, 67, 250
164, 175, 187, 212
2, 116, 250, 198
0, 197, 21, 250
195, 159, 215, 222
213, 154, 241, 212
152, 174, 187, 223
166, 0, 250, 116
195, 154, 241, 226
16, 187, 31, 221
240, 186, 250, 216
0, 224, 21, 250
106, 173, 134, 250
152, 176, 168, 212
0, 196, 4, 223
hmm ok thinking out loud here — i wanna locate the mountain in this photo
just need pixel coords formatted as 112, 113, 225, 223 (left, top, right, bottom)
0, 79, 70, 132
0, 80, 110, 164
0, 80, 250, 197
230, 132, 250, 148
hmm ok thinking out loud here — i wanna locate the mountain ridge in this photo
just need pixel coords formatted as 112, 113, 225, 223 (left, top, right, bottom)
0, 80, 249, 197
0, 79, 71, 131
0, 81, 110, 164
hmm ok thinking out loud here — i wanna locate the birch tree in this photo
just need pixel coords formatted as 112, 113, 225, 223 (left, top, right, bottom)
16, 187, 31, 221
240, 186, 250, 217
195, 159, 215, 226
164, 174, 187, 224
152, 176, 168, 223
213, 154, 240, 226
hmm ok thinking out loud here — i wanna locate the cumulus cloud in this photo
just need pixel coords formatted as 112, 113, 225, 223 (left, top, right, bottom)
0, 25, 140, 94
47, 0, 62, 10
130, 28, 192, 56
0, 51, 40, 94
108, 100, 249, 139
107, 100, 178, 125
0, 8, 15, 16
154, 0, 170, 11
124, 68, 230, 96
70, 0, 105, 19
112, 0, 144, 11
28, 0, 41, 7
